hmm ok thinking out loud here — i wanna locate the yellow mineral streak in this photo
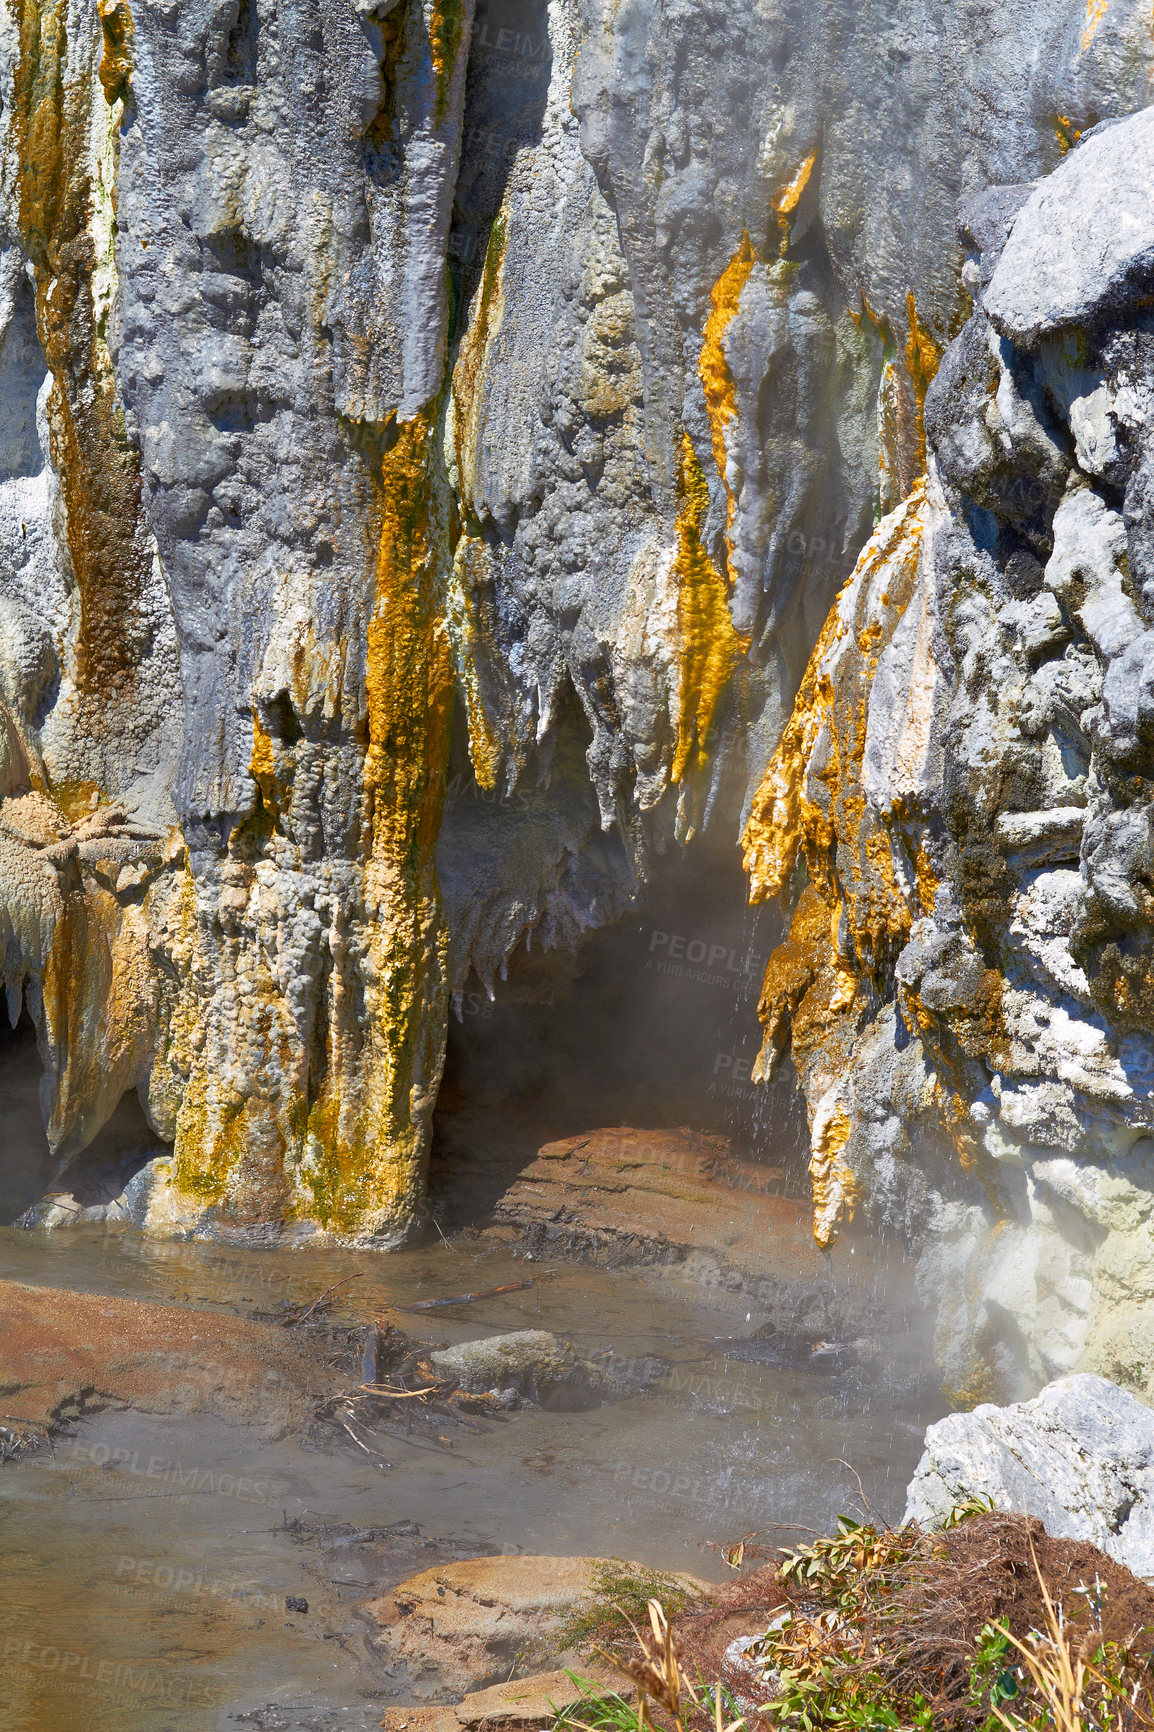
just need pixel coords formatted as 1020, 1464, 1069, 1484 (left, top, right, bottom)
1080, 0, 1108, 52
2, 792, 169, 1161
741, 613, 841, 903
1054, 115, 1081, 154
447, 536, 505, 793
301, 409, 454, 1235
849, 292, 940, 510
96, 0, 134, 104
427, 0, 467, 122
671, 433, 746, 797
452, 210, 508, 519
752, 884, 829, 1082
752, 884, 861, 1084
743, 485, 930, 1248
12, 0, 155, 718
164, 412, 455, 1237
913, 835, 938, 917
742, 486, 926, 904
904, 293, 942, 474
772, 148, 818, 251
809, 1095, 857, 1250
447, 211, 511, 792
699, 231, 757, 558
248, 712, 278, 803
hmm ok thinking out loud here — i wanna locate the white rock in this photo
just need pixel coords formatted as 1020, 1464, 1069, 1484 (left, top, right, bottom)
905, 1373, 1154, 1576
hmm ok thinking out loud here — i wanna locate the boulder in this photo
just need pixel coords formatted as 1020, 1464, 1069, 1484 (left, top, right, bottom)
905, 1373, 1154, 1576
428, 1330, 632, 1411
365, 1554, 703, 1698
984, 109, 1154, 346
379, 1669, 632, 1732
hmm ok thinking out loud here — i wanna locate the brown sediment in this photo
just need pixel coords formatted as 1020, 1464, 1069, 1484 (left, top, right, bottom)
11, 0, 155, 704
0, 1278, 329, 1444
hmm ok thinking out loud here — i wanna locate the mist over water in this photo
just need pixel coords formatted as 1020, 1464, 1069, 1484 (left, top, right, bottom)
0, 830, 947, 1729
0, 1226, 943, 1732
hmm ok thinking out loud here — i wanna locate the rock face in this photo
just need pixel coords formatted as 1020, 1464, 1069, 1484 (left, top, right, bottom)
745, 102, 1154, 1401
2, 0, 1154, 1395
905, 1374, 1154, 1578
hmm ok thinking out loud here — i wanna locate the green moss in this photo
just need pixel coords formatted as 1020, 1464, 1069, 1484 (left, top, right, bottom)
556, 1560, 701, 1655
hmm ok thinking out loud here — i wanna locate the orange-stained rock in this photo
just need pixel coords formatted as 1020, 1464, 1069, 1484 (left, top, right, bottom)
0, 1277, 328, 1450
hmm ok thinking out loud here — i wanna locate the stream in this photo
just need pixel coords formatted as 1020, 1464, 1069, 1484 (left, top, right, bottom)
0, 1224, 946, 1731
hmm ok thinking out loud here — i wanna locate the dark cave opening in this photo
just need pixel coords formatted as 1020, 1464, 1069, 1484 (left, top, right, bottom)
431, 836, 812, 1220
0, 1008, 55, 1223
0, 1008, 168, 1227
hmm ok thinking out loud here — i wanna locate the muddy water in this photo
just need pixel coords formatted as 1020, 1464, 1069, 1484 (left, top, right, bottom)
0, 1228, 945, 1731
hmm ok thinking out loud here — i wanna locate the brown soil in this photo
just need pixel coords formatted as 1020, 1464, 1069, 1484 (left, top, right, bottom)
0, 1276, 331, 1448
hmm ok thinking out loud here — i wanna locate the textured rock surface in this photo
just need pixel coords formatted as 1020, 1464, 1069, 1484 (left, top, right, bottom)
428, 1327, 633, 1407
365, 1554, 702, 1696
3, 0, 1154, 1342
905, 1374, 1154, 1577
746, 101, 1154, 1401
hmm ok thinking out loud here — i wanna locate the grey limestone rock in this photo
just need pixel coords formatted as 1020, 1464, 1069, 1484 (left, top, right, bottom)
985, 109, 1154, 349
905, 1374, 1154, 1578
753, 100, 1154, 1404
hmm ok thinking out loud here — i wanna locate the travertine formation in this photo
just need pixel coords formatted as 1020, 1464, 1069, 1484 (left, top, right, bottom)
745, 107, 1154, 1402
2, 0, 1154, 1399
